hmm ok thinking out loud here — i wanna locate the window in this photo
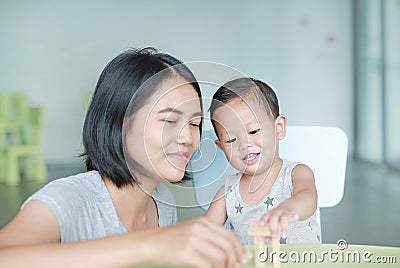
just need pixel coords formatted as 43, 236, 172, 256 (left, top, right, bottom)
354, 0, 400, 170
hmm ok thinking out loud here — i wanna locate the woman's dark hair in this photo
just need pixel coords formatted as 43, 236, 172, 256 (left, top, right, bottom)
209, 77, 279, 138
82, 47, 202, 187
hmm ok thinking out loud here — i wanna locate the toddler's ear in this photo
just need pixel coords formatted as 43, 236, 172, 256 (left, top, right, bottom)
275, 114, 287, 140
215, 140, 222, 150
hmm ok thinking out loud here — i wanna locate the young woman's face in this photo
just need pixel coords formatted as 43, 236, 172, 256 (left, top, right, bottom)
213, 95, 278, 176
125, 76, 202, 183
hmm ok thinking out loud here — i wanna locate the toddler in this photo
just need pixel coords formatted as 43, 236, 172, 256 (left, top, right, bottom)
205, 77, 321, 244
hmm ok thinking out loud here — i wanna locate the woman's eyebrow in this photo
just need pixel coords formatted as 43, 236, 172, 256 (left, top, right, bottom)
158, 108, 183, 115
158, 108, 202, 118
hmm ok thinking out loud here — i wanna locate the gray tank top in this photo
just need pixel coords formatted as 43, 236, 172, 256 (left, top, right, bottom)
22, 170, 177, 243
225, 159, 321, 244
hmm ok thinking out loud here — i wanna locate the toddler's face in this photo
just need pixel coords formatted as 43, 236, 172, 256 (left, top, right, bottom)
213, 95, 278, 176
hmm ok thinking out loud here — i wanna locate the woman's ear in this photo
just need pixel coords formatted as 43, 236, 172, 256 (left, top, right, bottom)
275, 114, 287, 140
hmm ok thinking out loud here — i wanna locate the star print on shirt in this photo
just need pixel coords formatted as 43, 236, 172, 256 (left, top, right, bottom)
235, 203, 243, 214
264, 197, 274, 208
227, 185, 233, 192
308, 221, 312, 230
280, 237, 287, 244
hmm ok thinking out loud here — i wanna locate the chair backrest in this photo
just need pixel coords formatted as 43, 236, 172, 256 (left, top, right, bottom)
279, 126, 348, 208
189, 126, 348, 238
25, 106, 44, 145
0, 94, 28, 126
0, 94, 29, 147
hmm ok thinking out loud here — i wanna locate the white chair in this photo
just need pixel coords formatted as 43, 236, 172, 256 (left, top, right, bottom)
189, 126, 348, 241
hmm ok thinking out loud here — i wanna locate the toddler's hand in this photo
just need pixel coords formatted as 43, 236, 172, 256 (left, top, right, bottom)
257, 208, 299, 242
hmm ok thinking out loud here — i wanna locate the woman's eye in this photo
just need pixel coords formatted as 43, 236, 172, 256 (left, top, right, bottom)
190, 117, 202, 128
189, 119, 201, 128
163, 119, 176, 124
190, 123, 201, 127
249, 128, 260, 135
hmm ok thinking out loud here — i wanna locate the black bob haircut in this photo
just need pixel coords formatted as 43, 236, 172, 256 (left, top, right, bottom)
81, 47, 202, 188
209, 77, 279, 139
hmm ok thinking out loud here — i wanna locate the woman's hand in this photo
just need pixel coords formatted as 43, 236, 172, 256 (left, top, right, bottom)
142, 217, 247, 268
0, 207, 246, 268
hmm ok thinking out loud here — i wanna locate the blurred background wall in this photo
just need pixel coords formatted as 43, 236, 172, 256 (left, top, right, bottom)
0, 0, 353, 165
1, 0, 399, 246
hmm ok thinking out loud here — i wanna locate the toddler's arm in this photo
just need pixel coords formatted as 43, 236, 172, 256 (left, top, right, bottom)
258, 164, 318, 239
205, 186, 228, 226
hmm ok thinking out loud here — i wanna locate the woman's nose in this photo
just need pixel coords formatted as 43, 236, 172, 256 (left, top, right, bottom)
177, 123, 193, 145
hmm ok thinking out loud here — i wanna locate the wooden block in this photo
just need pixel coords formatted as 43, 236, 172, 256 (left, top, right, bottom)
247, 221, 281, 268
248, 221, 272, 236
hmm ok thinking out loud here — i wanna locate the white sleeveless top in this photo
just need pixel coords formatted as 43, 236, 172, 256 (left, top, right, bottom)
225, 159, 321, 244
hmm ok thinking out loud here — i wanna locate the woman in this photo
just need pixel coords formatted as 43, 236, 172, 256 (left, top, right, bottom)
0, 48, 246, 268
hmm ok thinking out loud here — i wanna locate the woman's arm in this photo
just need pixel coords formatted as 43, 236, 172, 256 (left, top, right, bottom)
0, 201, 246, 268
205, 186, 228, 226
258, 164, 318, 238
0, 201, 61, 247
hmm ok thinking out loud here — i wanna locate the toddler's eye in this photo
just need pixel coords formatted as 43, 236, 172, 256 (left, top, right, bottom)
226, 137, 237, 143
249, 128, 260, 135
